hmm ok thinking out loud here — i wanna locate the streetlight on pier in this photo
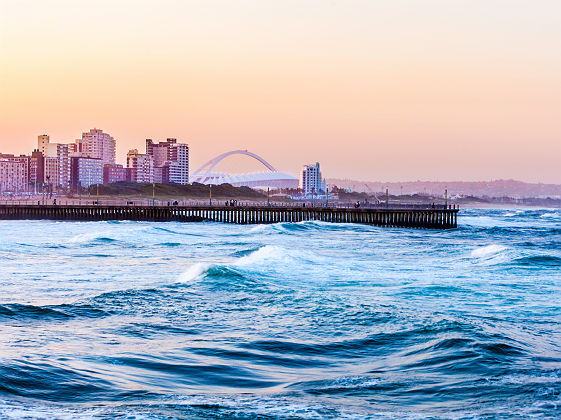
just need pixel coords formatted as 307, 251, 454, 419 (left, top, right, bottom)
386, 188, 389, 209
312, 187, 315, 208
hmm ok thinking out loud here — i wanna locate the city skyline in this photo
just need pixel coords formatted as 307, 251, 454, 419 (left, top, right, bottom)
1, 0, 560, 183
0, 129, 193, 193
4, 126, 560, 186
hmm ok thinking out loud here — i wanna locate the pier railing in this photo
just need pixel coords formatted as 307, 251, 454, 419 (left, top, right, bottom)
0, 203, 458, 229
0, 197, 453, 210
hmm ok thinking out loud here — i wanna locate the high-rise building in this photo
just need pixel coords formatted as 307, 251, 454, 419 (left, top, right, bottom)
300, 162, 326, 195
38, 135, 50, 155
29, 150, 45, 186
145, 138, 189, 184
80, 129, 116, 165
45, 143, 71, 190
44, 156, 60, 190
0, 159, 27, 193
69, 141, 80, 154
127, 149, 154, 183
36, 134, 73, 190
70, 156, 103, 191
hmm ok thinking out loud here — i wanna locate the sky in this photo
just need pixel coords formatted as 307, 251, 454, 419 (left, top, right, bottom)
1, 0, 560, 183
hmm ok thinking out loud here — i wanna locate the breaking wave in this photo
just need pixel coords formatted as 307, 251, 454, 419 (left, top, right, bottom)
0, 208, 560, 418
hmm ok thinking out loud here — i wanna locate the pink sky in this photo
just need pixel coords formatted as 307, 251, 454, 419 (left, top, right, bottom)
1, 0, 560, 182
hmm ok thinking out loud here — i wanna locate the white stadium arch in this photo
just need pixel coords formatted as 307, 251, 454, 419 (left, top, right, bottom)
191, 150, 299, 189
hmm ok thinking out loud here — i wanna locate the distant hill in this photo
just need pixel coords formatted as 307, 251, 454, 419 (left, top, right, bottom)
326, 179, 561, 199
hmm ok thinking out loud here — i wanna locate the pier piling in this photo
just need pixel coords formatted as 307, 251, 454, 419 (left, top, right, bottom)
0, 204, 458, 229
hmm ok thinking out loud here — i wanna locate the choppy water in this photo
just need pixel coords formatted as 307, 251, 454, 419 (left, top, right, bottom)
0, 208, 560, 419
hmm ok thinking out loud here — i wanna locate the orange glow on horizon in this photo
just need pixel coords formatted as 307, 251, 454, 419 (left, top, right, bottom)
0, 0, 559, 182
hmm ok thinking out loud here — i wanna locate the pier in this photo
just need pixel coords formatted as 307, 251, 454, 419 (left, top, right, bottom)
0, 204, 458, 229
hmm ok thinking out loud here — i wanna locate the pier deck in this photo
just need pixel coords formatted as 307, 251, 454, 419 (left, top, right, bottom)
0, 204, 458, 229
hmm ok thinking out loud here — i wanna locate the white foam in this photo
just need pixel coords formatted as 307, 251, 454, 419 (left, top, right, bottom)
0, 401, 105, 419
248, 224, 268, 233
317, 375, 382, 390
176, 245, 321, 286
178, 263, 210, 282
68, 231, 107, 244
234, 245, 293, 267
146, 394, 356, 419
470, 244, 507, 258
494, 372, 561, 385
504, 209, 524, 217
461, 216, 512, 228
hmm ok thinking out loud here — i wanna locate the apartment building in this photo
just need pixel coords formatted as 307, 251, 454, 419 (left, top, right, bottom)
103, 164, 131, 184
0, 159, 27, 192
79, 128, 116, 165
300, 162, 326, 195
145, 138, 189, 184
70, 156, 103, 191
126, 149, 154, 183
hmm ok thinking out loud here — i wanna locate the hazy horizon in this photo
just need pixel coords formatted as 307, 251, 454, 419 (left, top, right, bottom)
1, 0, 559, 183
326, 177, 561, 186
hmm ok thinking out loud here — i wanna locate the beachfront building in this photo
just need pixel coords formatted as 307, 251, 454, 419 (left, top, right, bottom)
44, 156, 60, 191
37, 135, 73, 190
49, 143, 71, 190
0, 154, 30, 191
79, 128, 116, 165
69, 141, 80, 154
70, 156, 103, 191
146, 138, 189, 184
103, 164, 131, 184
37, 135, 50, 156
0, 159, 27, 193
127, 149, 154, 183
29, 150, 45, 187
300, 162, 326, 195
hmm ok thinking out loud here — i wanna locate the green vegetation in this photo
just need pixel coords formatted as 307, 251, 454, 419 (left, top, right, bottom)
86, 182, 266, 200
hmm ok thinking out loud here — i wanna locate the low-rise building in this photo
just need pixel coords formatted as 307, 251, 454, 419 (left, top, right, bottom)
0, 154, 30, 191
154, 165, 170, 184
0, 159, 27, 193
103, 164, 131, 184
71, 156, 103, 191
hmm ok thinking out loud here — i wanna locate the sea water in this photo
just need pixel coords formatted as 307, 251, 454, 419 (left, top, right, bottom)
0, 208, 559, 418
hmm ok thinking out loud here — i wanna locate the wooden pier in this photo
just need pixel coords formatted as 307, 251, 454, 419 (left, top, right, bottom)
0, 204, 458, 229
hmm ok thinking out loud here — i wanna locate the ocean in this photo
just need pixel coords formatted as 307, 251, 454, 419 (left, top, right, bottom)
0, 208, 559, 419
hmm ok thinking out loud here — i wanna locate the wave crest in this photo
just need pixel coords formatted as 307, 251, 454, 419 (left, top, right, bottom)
470, 244, 508, 258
